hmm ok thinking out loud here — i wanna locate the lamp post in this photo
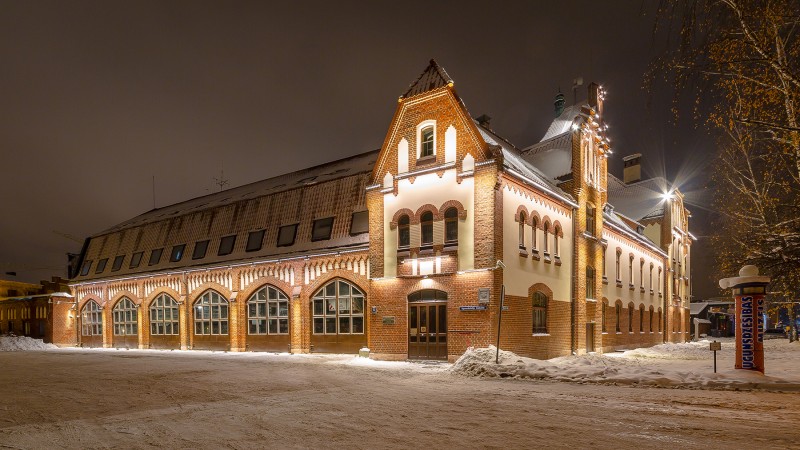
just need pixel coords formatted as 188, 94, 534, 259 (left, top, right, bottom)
719, 265, 770, 373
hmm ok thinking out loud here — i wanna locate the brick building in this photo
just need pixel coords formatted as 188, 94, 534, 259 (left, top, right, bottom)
65, 61, 691, 361
0, 277, 74, 345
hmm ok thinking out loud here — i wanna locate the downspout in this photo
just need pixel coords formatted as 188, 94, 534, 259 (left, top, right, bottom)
570, 206, 578, 355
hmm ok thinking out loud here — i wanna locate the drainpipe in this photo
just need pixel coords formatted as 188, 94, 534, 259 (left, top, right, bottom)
570, 206, 578, 355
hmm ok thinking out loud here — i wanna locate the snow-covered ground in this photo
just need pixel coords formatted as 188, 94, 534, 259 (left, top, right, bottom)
0, 338, 798, 448
0, 335, 58, 351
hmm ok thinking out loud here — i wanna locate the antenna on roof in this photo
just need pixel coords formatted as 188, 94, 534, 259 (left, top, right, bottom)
572, 77, 583, 105
213, 163, 229, 192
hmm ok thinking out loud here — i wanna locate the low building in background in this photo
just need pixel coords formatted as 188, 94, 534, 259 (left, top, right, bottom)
0, 277, 75, 345
65, 61, 692, 361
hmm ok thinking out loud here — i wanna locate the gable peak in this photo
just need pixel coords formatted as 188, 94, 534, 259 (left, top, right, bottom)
401, 59, 454, 99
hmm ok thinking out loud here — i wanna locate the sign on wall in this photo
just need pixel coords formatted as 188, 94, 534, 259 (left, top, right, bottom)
478, 288, 491, 304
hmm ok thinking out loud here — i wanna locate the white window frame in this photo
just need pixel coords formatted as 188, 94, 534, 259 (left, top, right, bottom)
416, 120, 437, 159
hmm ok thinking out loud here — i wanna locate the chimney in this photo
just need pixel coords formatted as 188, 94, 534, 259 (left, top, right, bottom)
554, 91, 565, 117
476, 114, 492, 128
622, 153, 642, 184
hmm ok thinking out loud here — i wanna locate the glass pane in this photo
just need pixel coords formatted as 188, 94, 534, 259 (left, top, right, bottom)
326, 299, 336, 316
339, 317, 350, 334
249, 320, 257, 334
352, 297, 363, 314
220, 305, 228, 319
248, 303, 257, 317
212, 321, 219, 334
268, 319, 278, 334
429, 306, 436, 333
195, 322, 203, 334
151, 323, 158, 335
339, 281, 350, 296
326, 317, 336, 334
314, 318, 324, 334
278, 302, 288, 317
211, 306, 219, 319
259, 320, 266, 333
203, 322, 210, 334
439, 305, 446, 334
164, 323, 171, 334
325, 283, 335, 296
409, 307, 417, 330
268, 288, 277, 300
339, 298, 350, 315
221, 321, 228, 335
313, 300, 323, 316
268, 302, 277, 317
279, 319, 288, 334
352, 316, 363, 334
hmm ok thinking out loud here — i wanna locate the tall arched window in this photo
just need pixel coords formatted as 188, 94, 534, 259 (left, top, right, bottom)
639, 304, 644, 332
628, 254, 635, 287
150, 293, 179, 335
420, 211, 434, 248
531, 216, 538, 252
628, 303, 634, 332
601, 300, 607, 332
444, 207, 458, 244
398, 214, 410, 249
518, 211, 527, 249
312, 280, 365, 335
586, 267, 595, 300
420, 125, 434, 158
615, 249, 622, 282
543, 222, 551, 255
532, 291, 548, 334
554, 224, 561, 257
248, 285, 289, 335
113, 297, 137, 336
194, 290, 229, 335
615, 302, 621, 333
658, 308, 663, 332
649, 306, 654, 332
81, 300, 102, 336
639, 259, 645, 289
649, 263, 654, 293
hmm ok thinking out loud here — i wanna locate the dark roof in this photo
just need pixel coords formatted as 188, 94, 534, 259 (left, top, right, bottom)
401, 59, 453, 98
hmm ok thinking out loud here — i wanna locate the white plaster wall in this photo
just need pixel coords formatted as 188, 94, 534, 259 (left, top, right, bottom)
382, 169, 475, 277
601, 229, 664, 310
501, 184, 572, 301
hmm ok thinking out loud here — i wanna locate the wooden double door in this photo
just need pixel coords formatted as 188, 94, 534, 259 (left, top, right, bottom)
408, 302, 447, 360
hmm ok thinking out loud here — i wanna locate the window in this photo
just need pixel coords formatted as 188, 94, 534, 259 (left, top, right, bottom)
247, 285, 289, 334
531, 216, 538, 252
192, 240, 209, 259
518, 211, 527, 249
277, 224, 298, 247
586, 205, 595, 236
420, 211, 433, 247
111, 255, 125, 272
615, 249, 621, 282
628, 303, 634, 332
246, 230, 265, 252
129, 252, 143, 269
444, 207, 458, 244
81, 300, 102, 336
586, 267, 595, 300
150, 293, 179, 335
532, 291, 548, 334
194, 290, 229, 335
554, 224, 561, 257
311, 217, 334, 241
601, 301, 607, 332
350, 211, 369, 236
649, 306, 654, 332
658, 267, 663, 295
80, 260, 92, 276
312, 280, 365, 335
95, 258, 108, 274
113, 297, 138, 336
658, 309, 663, 332
421, 126, 434, 158
398, 214, 410, 249
615, 303, 621, 332
639, 305, 644, 332
639, 259, 645, 289
649, 263, 654, 292
218, 235, 236, 255
543, 222, 550, 255
628, 254, 634, 287
170, 244, 186, 262
148, 248, 163, 266
602, 245, 608, 280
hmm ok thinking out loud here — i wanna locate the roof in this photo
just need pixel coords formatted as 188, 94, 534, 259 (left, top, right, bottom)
401, 59, 453, 98
518, 104, 590, 182
606, 174, 671, 222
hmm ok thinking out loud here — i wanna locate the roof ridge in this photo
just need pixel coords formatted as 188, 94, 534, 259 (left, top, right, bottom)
401, 59, 453, 98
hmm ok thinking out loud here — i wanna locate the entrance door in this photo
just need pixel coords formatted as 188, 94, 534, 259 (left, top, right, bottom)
408, 302, 447, 360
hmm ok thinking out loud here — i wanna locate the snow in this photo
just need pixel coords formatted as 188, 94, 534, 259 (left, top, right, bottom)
451, 339, 800, 391
0, 336, 58, 351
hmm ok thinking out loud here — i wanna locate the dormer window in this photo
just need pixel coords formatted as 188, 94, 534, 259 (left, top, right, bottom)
421, 126, 434, 157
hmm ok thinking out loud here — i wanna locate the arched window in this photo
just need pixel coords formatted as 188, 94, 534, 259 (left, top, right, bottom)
532, 291, 548, 334
81, 300, 102, 336
444, 207, 458, 244
398, 214, 410, 249
649, 306, 654, 332
194, 290, 228, 335
639, 304, 644, 332
420, 125, 434, 158
615, 249, 622, 282
602, 245, 608, 280
553, 224, 561, 257
518, 211, 527, 249
150, 293, 179, 335
420, 211, 434, 247
312, 280, 365, 335
615, 302, 621, 333
586, 266, 595, 300
586, 204, 596, 236
658, 267, 663, 295
629, 254, 635, 287
639, 259, 645, 289
531, 216, 538, 252
601, 300, 607, 332
543, 222, 551, 255
247, 285, 289, 335
649, 263, 654, 293
113, 297, 137, 336
628, 303, 634, 332
658, 308, 663, 332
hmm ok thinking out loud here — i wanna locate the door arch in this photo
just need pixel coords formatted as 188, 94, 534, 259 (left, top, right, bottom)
407, 289, 447, 360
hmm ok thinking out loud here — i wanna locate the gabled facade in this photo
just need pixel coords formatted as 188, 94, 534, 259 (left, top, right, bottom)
64, 60, 691, 361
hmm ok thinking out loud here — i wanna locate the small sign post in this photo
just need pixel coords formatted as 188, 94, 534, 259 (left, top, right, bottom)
495, 285, 505, 364
709, 340, 721, 373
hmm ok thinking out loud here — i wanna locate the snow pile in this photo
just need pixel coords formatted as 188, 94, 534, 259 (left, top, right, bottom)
451, 342, 800, 391
0, 336, 58, 351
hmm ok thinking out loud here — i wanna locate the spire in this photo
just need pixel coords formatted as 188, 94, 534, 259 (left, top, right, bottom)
401, 59, 454, 99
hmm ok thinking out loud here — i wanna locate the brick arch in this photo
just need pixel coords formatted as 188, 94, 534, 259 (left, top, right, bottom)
390, 208, 415, 229
145, 288, 181, 307
415, 204, 440, 223
110, 291, 139, 307
79, 296, 102, 312
188, 283, 232, 305
552, 220, 564, 237
305, 274, 370, 301
528, 282, 554, 300
238, 278, 294, 305
614, 299, 623, 307
439, 200, 467, 220
529, 210, 542, 228
514, 205, 529, 223
541, 216, 552, 231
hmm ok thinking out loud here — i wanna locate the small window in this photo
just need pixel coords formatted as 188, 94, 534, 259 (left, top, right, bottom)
586, 266, 595, 300
586, 205, 596, 236
349, 211, 369, 236
421, 126, 434, 158
532, 291, 548, 334
311, 217, 334, 241
420, 211, 433, 247
601, 301, 607, 332
615, 303, 621, 332
628, 304, 634, 332
80, 260, 93, 276
444, 207, 458, 243
518, 211, 527, 249
398, 215, 410, 249
111, 255, 125, 272
170, 244, 186, 262
95, 258, 108, 274
148, 248, 163, 266
129, 252, 143, 269
277, 224, 298, 247
246, 230, 265, 252
192, 240, 209, 260
218, 235, 236, 256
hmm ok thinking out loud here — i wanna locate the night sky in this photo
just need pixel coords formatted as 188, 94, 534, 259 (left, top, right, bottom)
0, 1, 717, 298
